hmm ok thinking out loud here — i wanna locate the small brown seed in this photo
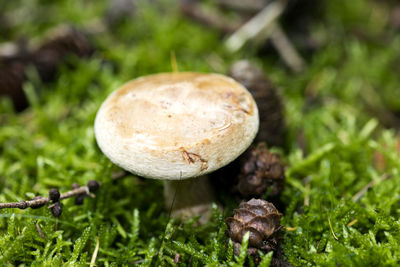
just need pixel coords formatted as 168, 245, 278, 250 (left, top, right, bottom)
51, 201, 62, 217
49, 188, 60, 202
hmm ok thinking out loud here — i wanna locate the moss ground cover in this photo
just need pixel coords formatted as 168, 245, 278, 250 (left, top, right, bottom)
1, 0, 400, 265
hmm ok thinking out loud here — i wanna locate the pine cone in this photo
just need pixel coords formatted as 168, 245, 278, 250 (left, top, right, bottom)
0, 27, 94, 112
238, 143, 285, 198
105, 0, 136, 27
0, 53, 30, 111
226, 199, 283, 265
229, 60, 285, 147
33, 27, 94, 82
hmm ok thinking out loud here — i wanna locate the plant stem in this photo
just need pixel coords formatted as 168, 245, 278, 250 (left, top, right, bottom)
163, 175, 217, 224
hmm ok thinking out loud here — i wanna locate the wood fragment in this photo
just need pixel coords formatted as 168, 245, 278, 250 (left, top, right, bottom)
352, 174, 391, 202
111, 170, 129, 181
304, 182, 310, 207
36, 222, 46, 239
180, 1, 241, 34
216, 0, 270, 13
269, 23, 306, 73
0, 182, 100, 210
225, 0, 286, 52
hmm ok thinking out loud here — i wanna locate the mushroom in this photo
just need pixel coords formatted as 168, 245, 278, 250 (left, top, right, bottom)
94, 72, 259, 223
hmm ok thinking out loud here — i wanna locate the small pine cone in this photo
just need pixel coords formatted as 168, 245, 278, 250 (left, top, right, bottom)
33, 27, 94, 82
226, 199, 282, 265
238, 143, 285, 198
0, 27, 93, 112
0, 53, 31, 111
229, 60, 285, 147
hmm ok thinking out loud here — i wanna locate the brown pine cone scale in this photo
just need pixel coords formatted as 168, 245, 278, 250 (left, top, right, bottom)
238, 143, 285, 198
226, 199, 282, 265
229, 60, 285, 147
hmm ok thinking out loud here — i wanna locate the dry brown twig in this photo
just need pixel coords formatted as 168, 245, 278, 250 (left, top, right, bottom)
352, 174, 392, 202
111, 170, 130, 181
216, 0, 271, 13
180, 1, 241, 34
0, 180, 100, 211
181, 0, 306, 73
225, 0, 306, 72
36, 222, 46, 239
0, 170, 130, 213
225, 0, 285, 51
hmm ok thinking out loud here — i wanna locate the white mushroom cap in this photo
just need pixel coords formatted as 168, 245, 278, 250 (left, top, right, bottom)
94, 72, 259, 180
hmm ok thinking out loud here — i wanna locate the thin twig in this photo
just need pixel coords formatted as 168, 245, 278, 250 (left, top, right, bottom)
180, 1, 241, 34
60, 186, 91, 200
111, 170, 129, 181
269, 23, 306, 73
352, 174, 391, 202
181, 0, 306, 72
36, 222, 46, 239
302, 176, 312, 206
0, 197, 48, 209
216, 0, 268, 13
225, 0, 286, 52
0, 181, 100, 210
224, 0, 306, 72
304, 182, 310, 207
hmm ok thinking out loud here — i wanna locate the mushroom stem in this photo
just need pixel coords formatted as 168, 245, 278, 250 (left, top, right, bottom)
163, 175, 216, 224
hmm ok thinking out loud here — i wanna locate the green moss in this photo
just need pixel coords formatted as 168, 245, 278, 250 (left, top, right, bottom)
1, 0, 400, 265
